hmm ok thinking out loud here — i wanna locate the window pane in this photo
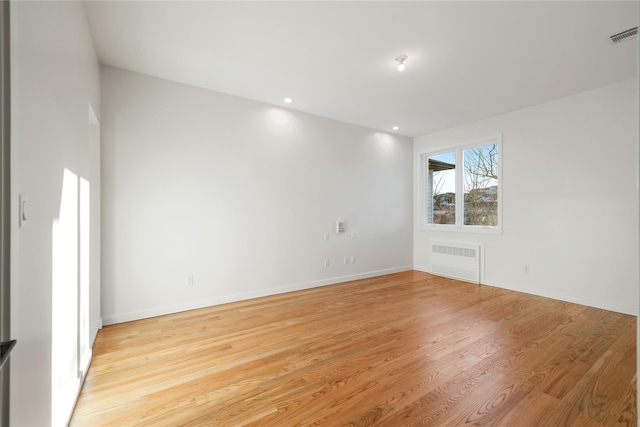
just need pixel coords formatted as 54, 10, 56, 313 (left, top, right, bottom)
427, 152, 456, 225
463, 144, 498, 226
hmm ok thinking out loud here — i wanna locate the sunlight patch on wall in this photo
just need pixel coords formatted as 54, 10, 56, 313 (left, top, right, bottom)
51, 169, 92, 425
79, 177, 91, 374
51, 168, 79, 426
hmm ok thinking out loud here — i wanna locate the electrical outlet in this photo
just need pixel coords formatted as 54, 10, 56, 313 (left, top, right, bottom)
343, 256, 350, 265
186, 275, 194, 286
524, 265, 531, 274
323, 232, 329, 241
350, 255, 356, 264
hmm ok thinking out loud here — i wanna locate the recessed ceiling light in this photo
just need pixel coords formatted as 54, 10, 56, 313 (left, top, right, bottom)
392, 126, 399, 130
284, 97, 293, 103
395, 55, 407, 72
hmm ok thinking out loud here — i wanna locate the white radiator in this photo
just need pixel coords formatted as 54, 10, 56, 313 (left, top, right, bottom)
429, 240, 482, 284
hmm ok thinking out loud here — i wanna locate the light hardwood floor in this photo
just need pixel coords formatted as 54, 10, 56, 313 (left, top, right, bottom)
71, 271, 636, 426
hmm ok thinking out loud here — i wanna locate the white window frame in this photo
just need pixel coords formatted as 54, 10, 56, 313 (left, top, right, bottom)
419, 135, 502, 234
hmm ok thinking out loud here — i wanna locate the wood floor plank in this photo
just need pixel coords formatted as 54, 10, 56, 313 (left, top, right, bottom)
70, 271, 636, 426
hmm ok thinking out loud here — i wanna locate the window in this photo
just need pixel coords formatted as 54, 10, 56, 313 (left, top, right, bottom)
421, 136, 501, 232
425, 152, 456, 225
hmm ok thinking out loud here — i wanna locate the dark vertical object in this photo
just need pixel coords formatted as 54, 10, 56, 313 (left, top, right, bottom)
0, 0, 10, 426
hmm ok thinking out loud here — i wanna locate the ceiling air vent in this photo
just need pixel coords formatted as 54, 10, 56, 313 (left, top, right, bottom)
609, 27, 638, 44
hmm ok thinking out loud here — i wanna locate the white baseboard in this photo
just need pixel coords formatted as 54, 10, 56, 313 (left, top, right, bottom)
415, 266, 637, 316
66, 349, 93, 427
101, 265, 413, 325
413, 264, 429, 273
102, 296, 222, 326
89, 320, 103, 347
488, 282, 637, 316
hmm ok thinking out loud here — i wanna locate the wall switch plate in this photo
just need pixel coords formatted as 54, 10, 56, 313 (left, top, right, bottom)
323, 258, 330, 267
19, 194, 28, 228
323, 232, 329, 241
336, 220, 346, 234
350, 255, 356, 264
343, 256, 349, 265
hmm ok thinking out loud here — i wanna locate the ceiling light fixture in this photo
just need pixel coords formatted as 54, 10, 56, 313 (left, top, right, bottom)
284, 97, 293, 103
396, 55, 407, 71
392, 126, 399, 130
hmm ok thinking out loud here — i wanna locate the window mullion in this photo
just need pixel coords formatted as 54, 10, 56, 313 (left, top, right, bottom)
455, 148, 463, 227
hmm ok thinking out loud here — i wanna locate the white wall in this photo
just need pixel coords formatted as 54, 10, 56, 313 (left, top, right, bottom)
414, 79, 638, 315
10, 1, 100, 425
101, 66, 413, 324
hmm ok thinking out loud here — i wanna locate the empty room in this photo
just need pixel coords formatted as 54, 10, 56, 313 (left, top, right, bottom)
1, 1, 638, 426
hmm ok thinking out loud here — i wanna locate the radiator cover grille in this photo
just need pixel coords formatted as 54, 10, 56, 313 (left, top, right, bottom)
610, 27, 638, 44
429, 240, 482, 283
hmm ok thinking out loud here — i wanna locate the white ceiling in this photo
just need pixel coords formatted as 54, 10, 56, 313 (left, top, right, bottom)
84, 1, 638, 137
